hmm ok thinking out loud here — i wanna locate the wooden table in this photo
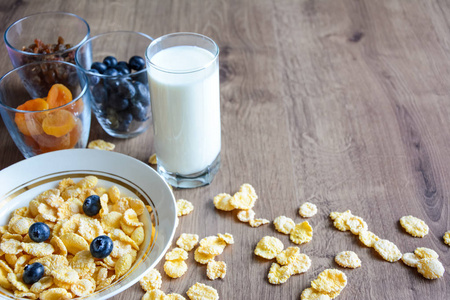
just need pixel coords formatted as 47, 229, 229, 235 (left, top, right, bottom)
0, 0, 449, 299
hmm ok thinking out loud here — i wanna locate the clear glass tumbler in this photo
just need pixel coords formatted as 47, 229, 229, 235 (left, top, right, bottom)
4, 12, 90, 68
0, 61, 91, 158
145, 32, 221, 188
75, 31, 153, 138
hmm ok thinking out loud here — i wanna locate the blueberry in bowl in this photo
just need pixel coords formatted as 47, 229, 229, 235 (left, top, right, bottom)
75, 31, 153, 138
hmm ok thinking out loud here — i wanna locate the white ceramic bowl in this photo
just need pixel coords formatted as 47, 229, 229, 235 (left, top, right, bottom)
0, 149, 177, 299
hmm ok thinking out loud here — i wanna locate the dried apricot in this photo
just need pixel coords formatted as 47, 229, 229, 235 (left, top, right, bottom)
47, 84, 72, 109
14, 98, 48, 136
42, 109, 77, 137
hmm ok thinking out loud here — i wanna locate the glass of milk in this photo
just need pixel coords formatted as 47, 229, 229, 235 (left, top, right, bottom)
145, 33, 221, 188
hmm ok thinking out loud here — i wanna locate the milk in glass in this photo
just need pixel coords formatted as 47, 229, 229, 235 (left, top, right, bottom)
148, 45, 220, 176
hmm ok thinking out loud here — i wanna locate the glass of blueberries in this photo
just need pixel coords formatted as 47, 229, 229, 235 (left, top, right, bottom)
75, 31, 153, 138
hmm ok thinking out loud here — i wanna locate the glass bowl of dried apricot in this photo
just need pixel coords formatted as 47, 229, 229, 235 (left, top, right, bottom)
0, 61, 91, 158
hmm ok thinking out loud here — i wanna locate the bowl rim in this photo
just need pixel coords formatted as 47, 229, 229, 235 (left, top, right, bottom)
75, 30, 153, 78
0, 60, 89, 113
4, 11, 91, 57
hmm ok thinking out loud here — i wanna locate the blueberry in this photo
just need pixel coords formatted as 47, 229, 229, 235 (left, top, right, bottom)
117, 61, 129, 69
91, 62, 107, 74
90, 235, 114, 258
129, 56, 146, 71
91, 84, 108, 107
88, 69, 101, 85
109, 94, 129, 111
114, 64, 130, 75
83, 195, 101, 216
118, 80, 136, 99
104, 68, 120, 76
132, 81, 150, 106
118, 111, 133, 131
23, 263, 44, 284
28, 222, 50, 243
130, 101, 148, 122
103, 56, 118, 68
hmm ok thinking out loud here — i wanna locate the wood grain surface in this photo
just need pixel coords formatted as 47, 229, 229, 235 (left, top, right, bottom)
0, 0, 449, 299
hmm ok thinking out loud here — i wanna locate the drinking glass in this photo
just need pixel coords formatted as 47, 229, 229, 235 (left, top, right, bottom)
4, 12, 90, 68
145, 32, 221, 188
0, 61, 91, 158
75, 31, 153, 138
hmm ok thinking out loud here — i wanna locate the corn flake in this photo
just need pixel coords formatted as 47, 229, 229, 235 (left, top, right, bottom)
194, 248, 215, 264
254, 236, 284, 260
176, 199, 194, 217
400, 215, 429, 238
128, 198, 145, 216
71, 250, 95, 277
230, 192, 255, 210
0, 260, 13, 274
30, 276, 53, 293
299, 202, 318, 218
289, 253, 311, 275
166, 247, 188, 261
267, 262, 291, 285
401, 253, 420, 268
0, 239, 22, 255
22, 242, 54, 258
346, 216, 368, 235
57, 198, 83, 219
444, 231, 450, 246
115, 253, 133, 278
78, 216, 104, 243
51, 266, 79, 284
273, 216, 295, 235
417, 258, 445, 279
373, 239, 402, 262
166, 293, 186, 300
9, 217, 34, 235
290, 221, 313, 245
37, 203, 57, 222
88, 139, 115, 151
236, 209, 255, 223
60, 233, 89, 255
311, 269, 347, 295
14, 291, 37, 299
164, 260, 188, 278
213, 193, 235, 211
276, 247, 300, 265
358, 230, 379, 248
71, 278, 95, 296
143, 289, 166, 300
335, 251, 361, 268
414, 247, 438, 259
300, 288, 331, 300
0, 267, 12, 290
108, 186, 121, 204
330, 210, 352, 231
101, 211, 123, 232
198, 236, 227, 256
206, 260, 226, 280
140, 268, 162, 292
148, 153, 157, 165
249, 218, 270, 228
186, 282, 219, 300
123, 208, 144, 227
217, 233, 234, 245
14, 254, 31, 274
131, 226, 145, 246
176, 233, 199, 251
39, 287, 72, 300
